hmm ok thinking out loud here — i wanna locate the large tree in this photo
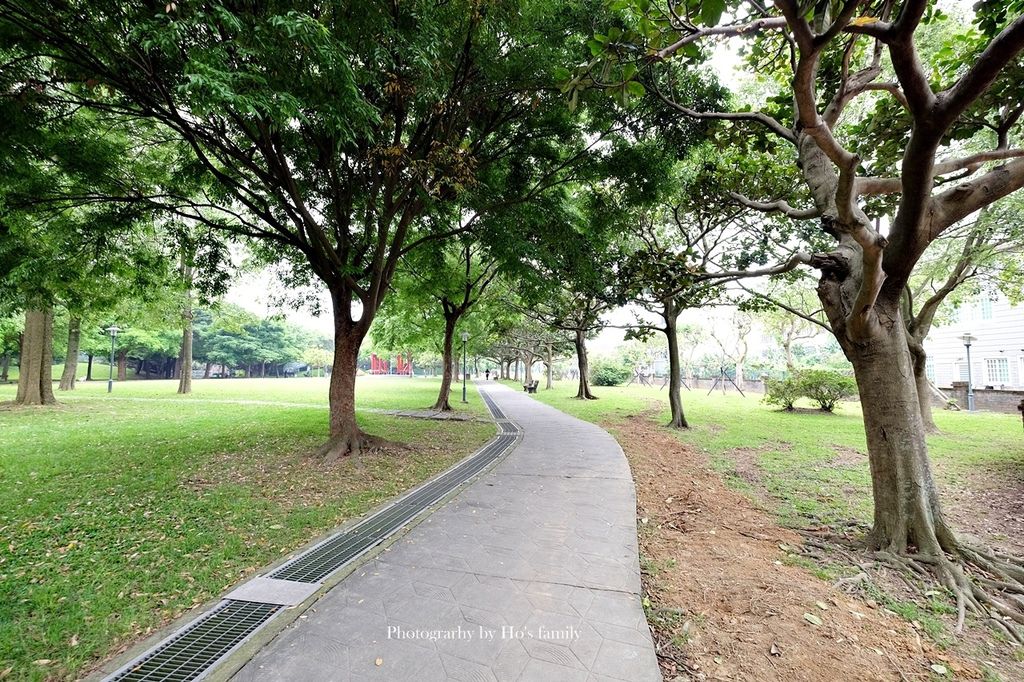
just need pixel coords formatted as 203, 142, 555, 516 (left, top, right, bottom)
0, 0, 622, 456
580, 0, 1024, 629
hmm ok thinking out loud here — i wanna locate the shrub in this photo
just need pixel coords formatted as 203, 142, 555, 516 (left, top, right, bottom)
763, 376, 801, 410
796, 369, 857, 411
591, 360, 631, 386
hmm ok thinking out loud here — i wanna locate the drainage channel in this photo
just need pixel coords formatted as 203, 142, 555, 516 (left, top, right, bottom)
105, 385, 519, 682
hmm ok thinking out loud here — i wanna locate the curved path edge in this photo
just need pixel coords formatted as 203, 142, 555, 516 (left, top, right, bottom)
231, 381, 659, 682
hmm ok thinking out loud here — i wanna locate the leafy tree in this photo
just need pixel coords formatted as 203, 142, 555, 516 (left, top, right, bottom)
579, 0, 1024, 625
375, 238, 501, 410
0, 0, 627, 457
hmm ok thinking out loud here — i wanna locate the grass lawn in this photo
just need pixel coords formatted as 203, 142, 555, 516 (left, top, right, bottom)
0, 376, 493, 681
522, 380, 1023, 531
2, 362, 139, 383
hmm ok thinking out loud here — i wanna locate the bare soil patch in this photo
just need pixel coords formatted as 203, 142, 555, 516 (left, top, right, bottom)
610, 415, 982, 681
943, 466, 1024, 557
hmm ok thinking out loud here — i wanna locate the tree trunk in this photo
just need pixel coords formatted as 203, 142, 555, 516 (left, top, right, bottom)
545, 342, 553, 390
15, 307, 56, 405
513, 359, 520, 382
664, 304, 689, 428
1, 354, 9, 383
58, 315, 81, 391
86, 354, 93, 381
117, 350, 128, 382
906, 335, 937, 433
317, 289, 380, 462
204, 362, 212, 379
735, 361, 744, 389
573, 329, 596, 399
433, 314, 458, 411
844, 319, 954, 555
523, 354, 533, 385
177, 313, 193, 395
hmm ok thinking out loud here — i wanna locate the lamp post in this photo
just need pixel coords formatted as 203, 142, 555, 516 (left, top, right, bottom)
961, 332, 976, 411
460, 331, 469, 403
106, 325, 121, 393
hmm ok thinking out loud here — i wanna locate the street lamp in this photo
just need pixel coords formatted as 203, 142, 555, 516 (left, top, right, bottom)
106, 325, 121, 393
460, 331, 469, 403
961, 332, 976, 411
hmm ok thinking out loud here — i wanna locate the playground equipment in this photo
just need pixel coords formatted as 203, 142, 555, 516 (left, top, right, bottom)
369, 353, 414, 375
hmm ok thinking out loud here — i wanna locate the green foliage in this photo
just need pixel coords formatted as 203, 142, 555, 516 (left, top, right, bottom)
763, 375, 802, 411
591, 358, 632, 386
798, 369, 857, 412
764, 370, 856, 412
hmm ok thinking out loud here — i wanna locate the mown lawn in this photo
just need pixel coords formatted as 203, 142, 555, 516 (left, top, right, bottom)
524, 380, 1023, 528
0, 376, 493, 681
2, 362, 139, 383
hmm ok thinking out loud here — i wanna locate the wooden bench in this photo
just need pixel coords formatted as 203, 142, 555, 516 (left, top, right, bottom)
523, 380, 539, 393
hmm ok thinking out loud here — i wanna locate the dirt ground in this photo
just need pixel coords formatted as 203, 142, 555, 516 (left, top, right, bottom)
611, 415, 1024, 681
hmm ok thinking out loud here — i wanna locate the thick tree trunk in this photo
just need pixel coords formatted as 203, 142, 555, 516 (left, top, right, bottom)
433, 314, 458, 411
204, 362, 212, 379
573, 329, 596, 399
316, 289, 380, 462
845, 320, 954, 555
664, 305, 689, 429
735, 362, 744, 389
15, 307, 56, 405
177, 314, 193, 395
58, 315, 81, 390
523, 354, 533, 385
117, 350, 128, 382
86, 354, 93, 381
513, 359, 520, 382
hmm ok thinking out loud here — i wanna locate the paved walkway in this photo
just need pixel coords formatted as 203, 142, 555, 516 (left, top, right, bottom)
233, 382, 660, 682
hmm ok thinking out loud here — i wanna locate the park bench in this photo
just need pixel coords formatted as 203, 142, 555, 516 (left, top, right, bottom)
523, 380, 539, 393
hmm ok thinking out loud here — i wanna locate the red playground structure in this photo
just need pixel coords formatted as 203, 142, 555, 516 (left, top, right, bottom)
368, 353, 414, 375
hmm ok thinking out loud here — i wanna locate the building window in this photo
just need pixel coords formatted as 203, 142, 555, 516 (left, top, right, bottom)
957, 361, 969, 382
925, 356, 935, 383
985, 357, 1009, 384
980, 298, 993, 320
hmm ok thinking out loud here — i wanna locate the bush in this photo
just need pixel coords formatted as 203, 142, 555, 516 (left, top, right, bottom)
763, 369, 857, 412
590, 360, 631, 386
763, 376, 801, 410
797, 369, 857, 411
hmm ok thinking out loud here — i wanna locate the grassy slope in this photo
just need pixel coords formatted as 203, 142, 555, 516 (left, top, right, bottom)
0, 377, 492, 680
523, 380, 1022, 528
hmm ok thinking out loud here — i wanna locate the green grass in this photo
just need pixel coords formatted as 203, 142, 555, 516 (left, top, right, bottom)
0, 376, 493, 680
1, 362, 139, 383
526, 380, 1023, 529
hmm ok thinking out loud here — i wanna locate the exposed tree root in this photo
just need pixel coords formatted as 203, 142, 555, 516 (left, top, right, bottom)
797, 529, 1024, 644
315, 431, 405, 464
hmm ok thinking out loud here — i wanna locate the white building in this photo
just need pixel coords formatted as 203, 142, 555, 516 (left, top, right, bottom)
923, 295, 1024, 390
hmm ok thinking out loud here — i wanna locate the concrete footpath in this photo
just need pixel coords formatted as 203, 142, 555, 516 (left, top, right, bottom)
232, 381, 660, 682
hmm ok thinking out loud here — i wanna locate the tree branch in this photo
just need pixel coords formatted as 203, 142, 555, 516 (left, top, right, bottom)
932, 157, 1024, 236
940, 15, 1024, 124
728, 192, 820, 219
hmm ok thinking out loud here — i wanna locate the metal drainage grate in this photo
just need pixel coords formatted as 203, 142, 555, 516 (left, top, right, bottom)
270, 387, 518, 583
271, 431, 519, 582
105, 386, 518, 682
109, 600, 280, 682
